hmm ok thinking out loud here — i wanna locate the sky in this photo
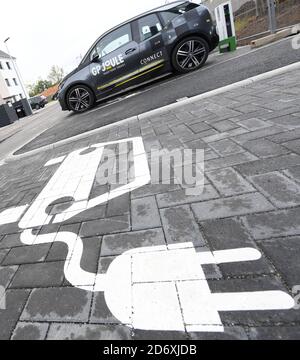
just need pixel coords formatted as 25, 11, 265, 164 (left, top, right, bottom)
0, 0, 175, 86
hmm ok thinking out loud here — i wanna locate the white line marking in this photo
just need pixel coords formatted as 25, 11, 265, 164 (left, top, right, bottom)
213, 291, 294, 311
176, 97, 189, 102
0, 205, 28, 225
197, 247, 261, 264
19, 137, 150, 228
44, 156, 66, 167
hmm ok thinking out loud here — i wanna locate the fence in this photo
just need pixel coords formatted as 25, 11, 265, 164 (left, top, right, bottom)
275, 0, 300, 29
201, 0, 300, 44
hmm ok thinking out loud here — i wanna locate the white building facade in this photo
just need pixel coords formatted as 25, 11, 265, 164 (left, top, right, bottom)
0, 49, 26, 104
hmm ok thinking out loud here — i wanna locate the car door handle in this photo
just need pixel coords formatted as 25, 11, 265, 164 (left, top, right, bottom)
125, 48, 136, 55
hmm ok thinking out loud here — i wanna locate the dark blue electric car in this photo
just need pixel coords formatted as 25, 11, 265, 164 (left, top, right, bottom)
58, 1, 219, 113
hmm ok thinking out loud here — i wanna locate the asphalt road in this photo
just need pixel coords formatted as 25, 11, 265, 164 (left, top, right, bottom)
11, 35, 300, 154
0, 103, 63, 164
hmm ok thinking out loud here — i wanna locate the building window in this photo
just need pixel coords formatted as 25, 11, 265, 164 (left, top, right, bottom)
13, 78, 18, 86
6, 62, 11, 70
5, 78, 11, 87
0, 62, 2, 69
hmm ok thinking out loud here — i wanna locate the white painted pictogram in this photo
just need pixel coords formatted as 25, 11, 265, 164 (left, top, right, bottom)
17, 232, 297, 332
0, 137, 149, 226
0, 285, 6, 310
0, 137, 295, 332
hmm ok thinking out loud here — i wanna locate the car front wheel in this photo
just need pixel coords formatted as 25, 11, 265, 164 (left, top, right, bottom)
67, 85, 94, 113
172, 36, 209, 74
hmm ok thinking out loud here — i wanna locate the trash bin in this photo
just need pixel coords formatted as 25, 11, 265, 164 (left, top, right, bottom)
0, 104, 18, 127
12, 99, 33, 119
14, 104, 26, 119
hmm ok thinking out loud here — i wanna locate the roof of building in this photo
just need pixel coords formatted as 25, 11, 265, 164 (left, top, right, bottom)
40, 84, 59, 98
0, 49, 16, 60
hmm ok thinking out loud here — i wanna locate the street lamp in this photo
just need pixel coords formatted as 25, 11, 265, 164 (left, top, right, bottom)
3, 37, 32, 113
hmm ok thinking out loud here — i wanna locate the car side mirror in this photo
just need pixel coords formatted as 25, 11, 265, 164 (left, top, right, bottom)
91, 53, 100, 62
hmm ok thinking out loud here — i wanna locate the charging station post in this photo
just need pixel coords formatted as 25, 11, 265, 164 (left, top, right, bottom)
215, 1, 237, 53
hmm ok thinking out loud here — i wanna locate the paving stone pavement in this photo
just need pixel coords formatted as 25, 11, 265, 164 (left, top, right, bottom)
0, 69, 300, 340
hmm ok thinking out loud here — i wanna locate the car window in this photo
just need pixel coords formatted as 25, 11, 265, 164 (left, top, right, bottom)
91, 24, 132, 60
160, 2, 199, 25
159, 11, 178, 25
137, 14, 162, 42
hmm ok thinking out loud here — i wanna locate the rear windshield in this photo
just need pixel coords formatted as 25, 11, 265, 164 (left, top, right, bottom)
160, 2, 199, 25
29, 97, 41, 102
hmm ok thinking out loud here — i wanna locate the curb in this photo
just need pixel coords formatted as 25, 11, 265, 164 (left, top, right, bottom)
250, 25, 300, 49
3, 116, 138, 163
5, 60, 300, 163
138, 61, 300, 119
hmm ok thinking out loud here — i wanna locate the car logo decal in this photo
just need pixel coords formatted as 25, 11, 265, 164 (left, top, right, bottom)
91, 54, 125, 76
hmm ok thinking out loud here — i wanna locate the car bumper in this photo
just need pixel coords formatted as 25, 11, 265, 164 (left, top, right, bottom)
58, 92, 68, 111
210, 26, 219, 50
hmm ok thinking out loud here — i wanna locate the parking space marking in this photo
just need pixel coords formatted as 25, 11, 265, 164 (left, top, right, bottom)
44, 155, 66, 167
176, 97, 189, 102
17, 137, 150, 228
0, 205, 28, 225
0, 135, 296, 333
18, 229, 295, 332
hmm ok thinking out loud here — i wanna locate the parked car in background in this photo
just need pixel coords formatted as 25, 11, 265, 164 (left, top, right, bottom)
52, 92, 59, 101
29, 95, 48, 110
58, 0, 219, 113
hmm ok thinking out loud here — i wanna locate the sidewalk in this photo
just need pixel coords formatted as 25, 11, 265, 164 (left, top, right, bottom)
0, 68, 299, 340
0, 102, 65, 165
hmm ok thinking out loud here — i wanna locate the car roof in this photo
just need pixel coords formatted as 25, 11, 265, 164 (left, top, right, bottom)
107, 0, 187, 32
80, 1, 187, 64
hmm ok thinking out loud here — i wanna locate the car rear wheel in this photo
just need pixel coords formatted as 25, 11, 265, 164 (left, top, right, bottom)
172, 36, 209, 74
35, 104, 40, 110
67, 85, 94, 113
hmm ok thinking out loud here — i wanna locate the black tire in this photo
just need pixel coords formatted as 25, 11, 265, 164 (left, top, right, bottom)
35, 104, 40, 110
172, 36, 209, 74
66, 85, 95, 113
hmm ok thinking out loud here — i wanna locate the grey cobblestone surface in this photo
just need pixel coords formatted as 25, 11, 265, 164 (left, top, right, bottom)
0, 69, 299, 339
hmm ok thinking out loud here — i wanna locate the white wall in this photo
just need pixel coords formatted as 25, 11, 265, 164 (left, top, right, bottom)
0, 57, 26, 102
0, 72, 10, 99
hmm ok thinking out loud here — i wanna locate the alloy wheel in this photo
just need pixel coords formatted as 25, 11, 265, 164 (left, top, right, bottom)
68, 87, 92, 112
176, 40, 206, 70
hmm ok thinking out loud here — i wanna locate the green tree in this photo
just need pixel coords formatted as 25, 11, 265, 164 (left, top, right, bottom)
27, 79, 53, 97
48, 65, 64, 84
